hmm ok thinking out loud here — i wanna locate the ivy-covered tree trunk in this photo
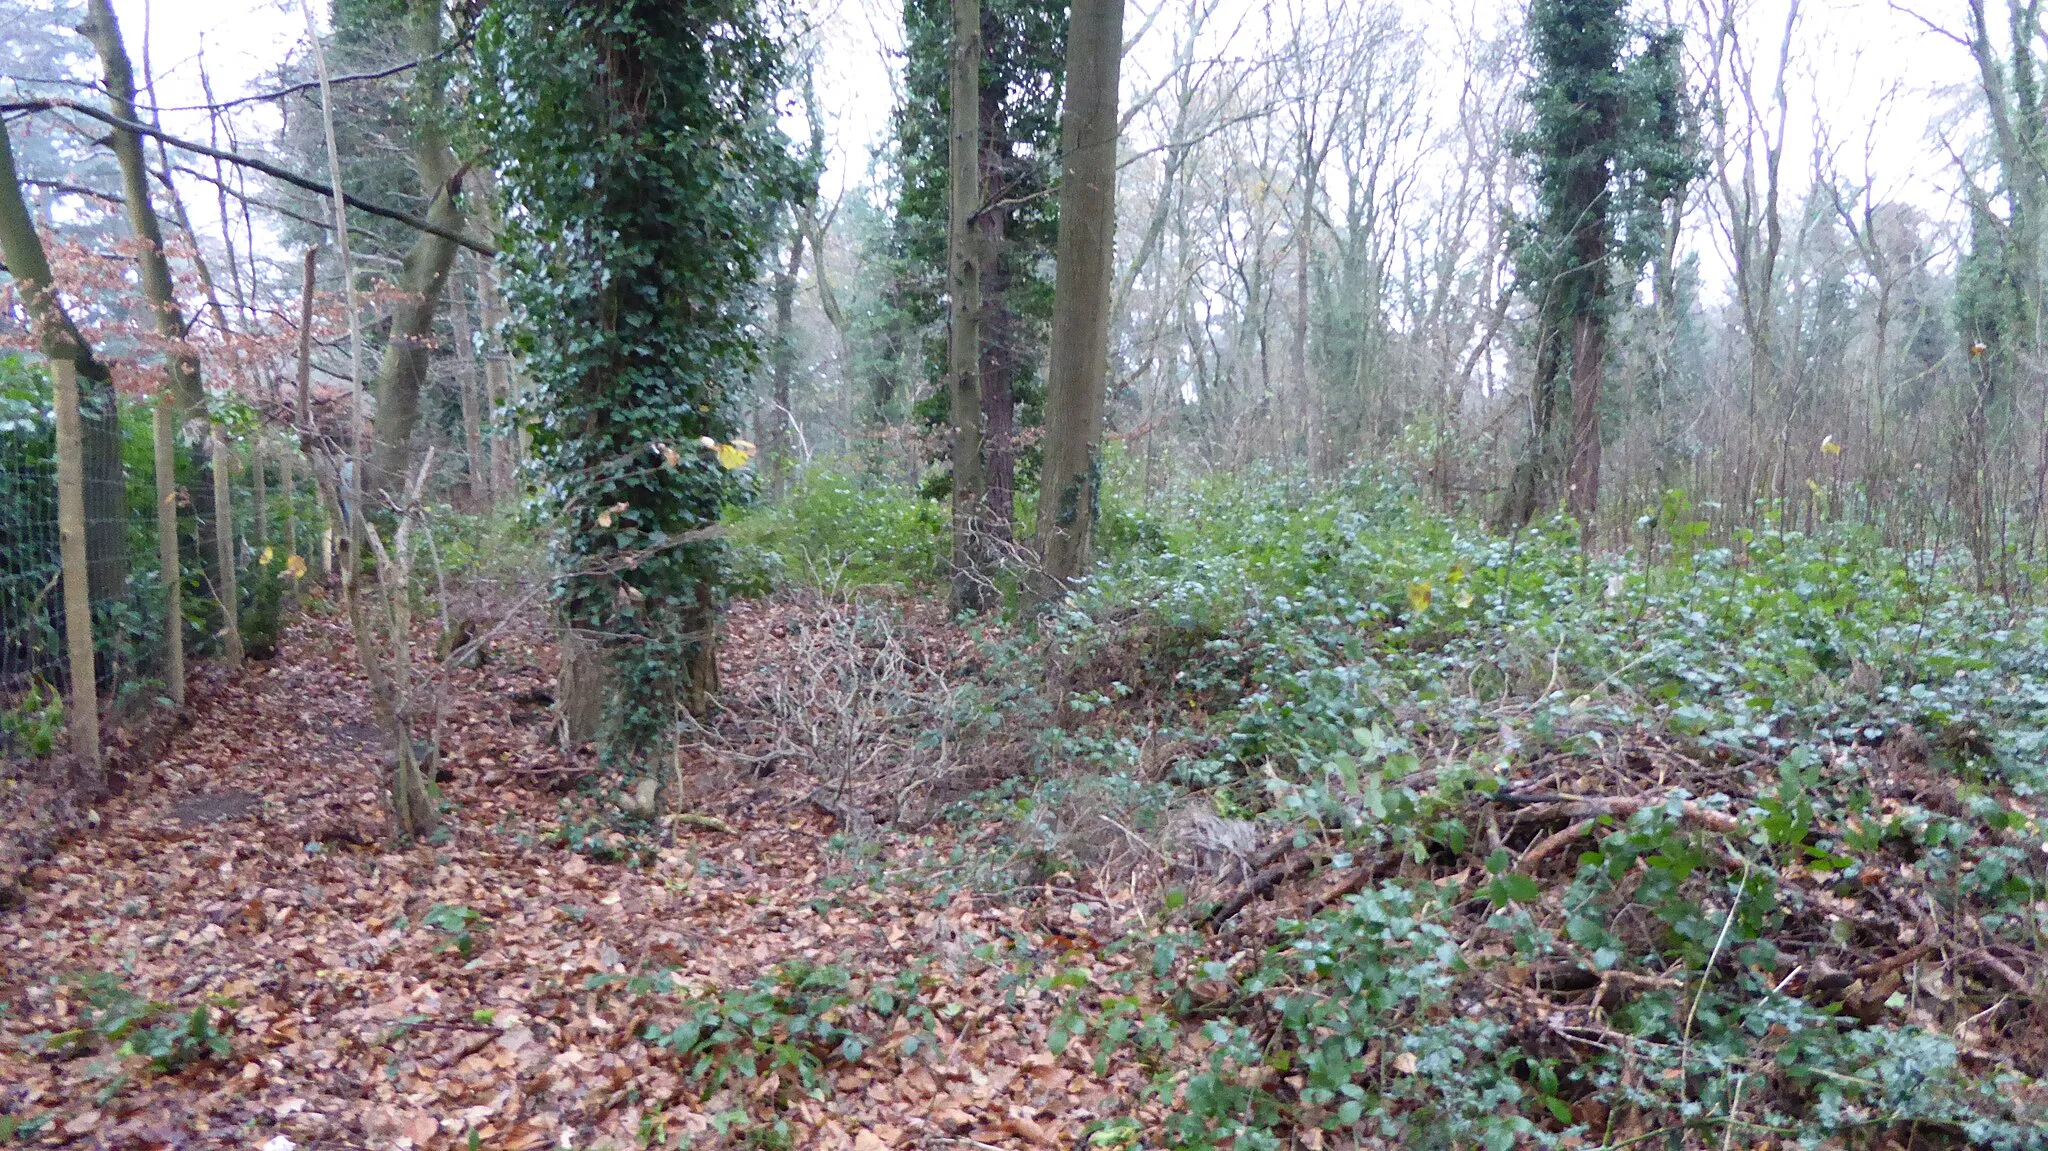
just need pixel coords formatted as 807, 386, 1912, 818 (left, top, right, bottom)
477, 0, 789, 767
1497, 286, 1570, 531
1957, 0, 2046, 577
1494, 0, 1692, 540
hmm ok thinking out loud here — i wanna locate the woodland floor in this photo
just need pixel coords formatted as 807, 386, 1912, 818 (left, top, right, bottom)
0, 597, 1152, 1150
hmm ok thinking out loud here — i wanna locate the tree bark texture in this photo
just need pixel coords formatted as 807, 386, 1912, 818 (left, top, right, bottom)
53, 361, 101, 779
365, 0, 468, 503
252, 437, 269, 551
947, 0, 990, 612
1034, 0, 1125, 597
451, 261, 489, 506
477, 257, 515, 499
977, 72, 1017, 541
210, 423, 244, 667
153, 396, 185, 705
295, 246, 318, 426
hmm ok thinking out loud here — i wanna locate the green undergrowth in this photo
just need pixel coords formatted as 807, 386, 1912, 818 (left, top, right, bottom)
727, 465, 2048, 1146
1035, 469, 2048, 1148
16, 969, 236, 1114
727, 467, 947, 595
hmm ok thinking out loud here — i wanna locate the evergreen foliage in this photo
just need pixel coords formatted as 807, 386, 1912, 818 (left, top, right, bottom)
1500, 0, 1697, 529
473, 0, 795, 754
892, 0, 1066, 463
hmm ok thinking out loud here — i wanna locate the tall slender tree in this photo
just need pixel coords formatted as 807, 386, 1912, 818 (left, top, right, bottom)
1954, 0, 2046, 573
894, 0, 1067, 542
946, 0, 990, 611
1034, 0, 1123, 594
354, 0, 473, 504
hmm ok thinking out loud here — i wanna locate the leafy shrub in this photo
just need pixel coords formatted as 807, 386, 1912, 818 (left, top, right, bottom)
33, 970, 234, 1074
1, 677, 63, 759
728, 467, 945, 594
1019, 467, 2048, 1146
423, 904, 485, 958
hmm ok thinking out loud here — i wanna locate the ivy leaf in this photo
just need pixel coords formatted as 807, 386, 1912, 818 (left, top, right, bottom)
1487, 873, 1542, 907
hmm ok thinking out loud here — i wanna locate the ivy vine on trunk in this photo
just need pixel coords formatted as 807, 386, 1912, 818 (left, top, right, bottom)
472, 0, 794, 768
1495, 0, 1695, 538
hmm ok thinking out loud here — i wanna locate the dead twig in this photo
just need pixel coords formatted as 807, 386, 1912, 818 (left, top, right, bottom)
1204, 852, 1320, 928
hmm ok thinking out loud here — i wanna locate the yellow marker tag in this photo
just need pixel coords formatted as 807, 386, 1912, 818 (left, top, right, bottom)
284, 554, 307, 580
716, 443, 752, 470
261, 546, 275, 565
1407, 579, 1432, 615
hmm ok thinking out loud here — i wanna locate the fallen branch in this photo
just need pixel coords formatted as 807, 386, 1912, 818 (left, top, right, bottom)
1972, 949, 2031, 992
1516, 818, 1595, 874
1503, 793, 1745, 836
1851, 940, 1938, 982
1204, 852, 1319, 928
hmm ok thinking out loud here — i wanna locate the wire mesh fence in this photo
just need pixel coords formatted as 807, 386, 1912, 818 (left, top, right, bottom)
2, 380, 158, 759
0, 357, 290, 765
0, 410, 63, 704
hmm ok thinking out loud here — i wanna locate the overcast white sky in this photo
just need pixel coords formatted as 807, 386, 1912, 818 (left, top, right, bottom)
71, 0, 1996, 301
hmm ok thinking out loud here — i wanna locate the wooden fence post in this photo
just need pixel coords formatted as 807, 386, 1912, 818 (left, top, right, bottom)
282, 447, 298, 571
252, 435, 268, 553
154, 392, 184, 705
52, 358, 101, 777
210, 421, 244, 667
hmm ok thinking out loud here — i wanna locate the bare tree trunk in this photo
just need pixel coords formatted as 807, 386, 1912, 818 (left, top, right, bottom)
365, 0, 468, 503
1294, 169, 1313, 468
85, 0, 217, 601
768, 215, 805, 501
366, 196, 464, 501
979, 203, 1017, 542
281, 446, 298, 571
52, 359, 102, 783
313, 465, 336, 581
478, 258, 514, 501
297, 0, 425, 838
451, 260, 489, 506
296, 246, 318, 426
251, 436, 268, 552
947, 0, 990, 612
1034, 0, 1125, 598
